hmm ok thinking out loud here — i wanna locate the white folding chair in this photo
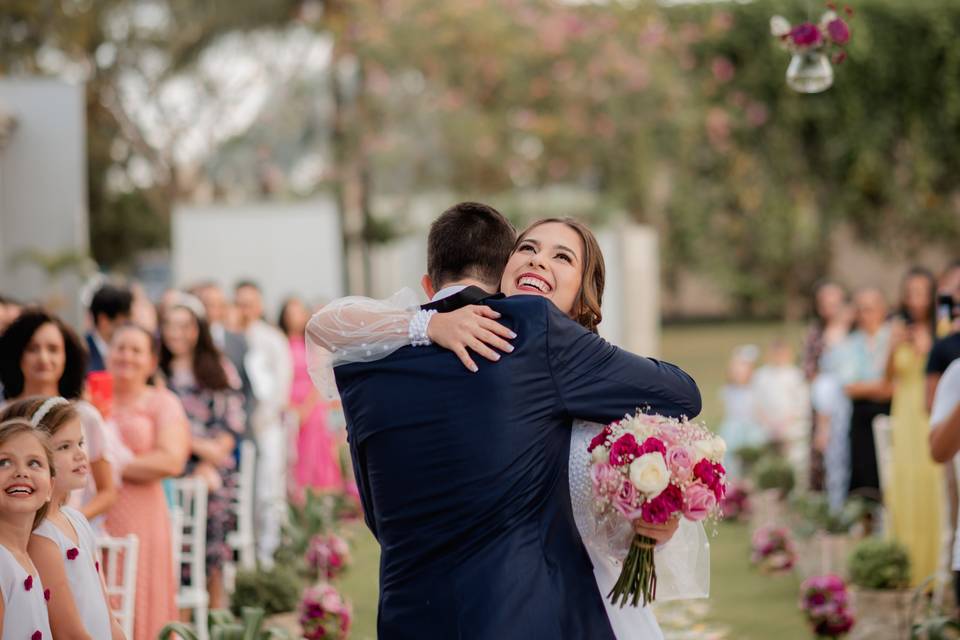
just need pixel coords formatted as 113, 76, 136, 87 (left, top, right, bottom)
872, 415, 893, 501
224, 439, 257, 593
96, 534, 139, 640
171, 477, 210, 640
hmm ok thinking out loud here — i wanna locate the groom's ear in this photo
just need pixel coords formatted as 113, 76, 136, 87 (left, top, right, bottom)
421, 274, 436, 299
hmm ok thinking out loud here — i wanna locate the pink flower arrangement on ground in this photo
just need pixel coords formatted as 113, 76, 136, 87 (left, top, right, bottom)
720, 480, 750, 521
300, 583, 352, 640
750, 525, 797, 573
800, 575, 855, 638
305, 533, 351, 581
589, 411, 727, 607
771, 3, 854, 64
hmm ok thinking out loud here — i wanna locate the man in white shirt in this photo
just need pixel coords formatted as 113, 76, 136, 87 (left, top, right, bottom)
235, 280, 293, 567
928, 357, 960, 610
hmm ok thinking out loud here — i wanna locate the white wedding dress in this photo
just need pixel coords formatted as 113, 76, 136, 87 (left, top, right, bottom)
305, 290, 710, 640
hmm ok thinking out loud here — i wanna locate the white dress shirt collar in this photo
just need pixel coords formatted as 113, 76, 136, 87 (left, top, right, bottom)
431, 285, 469, 302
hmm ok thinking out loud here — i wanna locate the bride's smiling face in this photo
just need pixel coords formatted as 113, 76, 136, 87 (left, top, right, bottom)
500, 221, 585, 316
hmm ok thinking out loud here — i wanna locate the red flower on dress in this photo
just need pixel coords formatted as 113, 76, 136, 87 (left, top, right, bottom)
24, 574, 33, 591
33, 632, 43, 640
95, 561, 100, 572
66, 548, 79, 560
44, 588, 51, 601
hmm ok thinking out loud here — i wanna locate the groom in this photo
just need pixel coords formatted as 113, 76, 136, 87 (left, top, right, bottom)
327, 202, 702, 639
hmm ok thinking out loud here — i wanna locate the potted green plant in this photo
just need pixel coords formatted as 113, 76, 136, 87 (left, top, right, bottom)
847, 539, 913, 640
230, 565, 304, 634
790, 495, 868, 581
750, 455, 795, 530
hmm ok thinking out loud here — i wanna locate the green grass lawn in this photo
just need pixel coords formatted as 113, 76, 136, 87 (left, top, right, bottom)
337, 322, 811, 639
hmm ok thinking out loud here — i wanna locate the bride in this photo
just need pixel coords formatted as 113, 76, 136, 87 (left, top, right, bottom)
308, 217, 709, 639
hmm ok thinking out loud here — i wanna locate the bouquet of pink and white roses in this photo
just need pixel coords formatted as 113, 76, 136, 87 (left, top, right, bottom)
300, 583, 352, 640
588, 412, 727, 607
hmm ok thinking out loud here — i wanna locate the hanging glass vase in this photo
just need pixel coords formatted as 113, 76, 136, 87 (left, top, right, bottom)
786, 50, 834, 93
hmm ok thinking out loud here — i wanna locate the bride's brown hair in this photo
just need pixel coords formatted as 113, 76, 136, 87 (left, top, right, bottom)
514, 218, 605, 333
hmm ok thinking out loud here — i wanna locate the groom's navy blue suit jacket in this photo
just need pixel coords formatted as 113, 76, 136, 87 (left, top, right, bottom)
334, 292, 701, 640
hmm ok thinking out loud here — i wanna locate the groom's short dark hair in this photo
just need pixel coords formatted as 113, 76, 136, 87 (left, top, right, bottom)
427, 202, 516, 289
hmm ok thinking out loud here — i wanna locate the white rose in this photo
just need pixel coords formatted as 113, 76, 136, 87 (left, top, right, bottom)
629, 453, 670, 496
710, 436, 727, 462
591, 446, 608, 464
770, 15, 791, 37
692, 438, 714, 462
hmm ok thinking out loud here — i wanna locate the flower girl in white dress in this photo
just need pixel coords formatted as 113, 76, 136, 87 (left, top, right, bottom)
2, 398, 125, 639
0, 418, 54, 640
307, 218, 710, 639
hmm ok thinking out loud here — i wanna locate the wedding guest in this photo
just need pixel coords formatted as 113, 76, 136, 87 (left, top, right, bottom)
802, 280, 852, 490
85, 285, 133, 373
928, 355, 960, 613
235, 280, 292, 567
885, 267, 942, 587
193, 282, 254, 443
104, 323, 190, 640
927, 260, 960, 584
0, 418, 55, 639
835, 287, 893, 502
0, 398, 126, 639
160, 293, 245, 609
279, 297, 343, 499
0, 309, 122, 528
717, 344, 765, 478
753, 339, 809, 484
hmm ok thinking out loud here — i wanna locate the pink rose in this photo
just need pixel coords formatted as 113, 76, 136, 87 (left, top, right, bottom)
665, 446, 695, 482
826, 18, 850, 45
612, 476, 643, 519
639, 437, 667, 456
590, 463, 621, 498
790, 22, 822, 47
588, 426, 612, 452
609, 434, 641, 466
683, 482, 717, 521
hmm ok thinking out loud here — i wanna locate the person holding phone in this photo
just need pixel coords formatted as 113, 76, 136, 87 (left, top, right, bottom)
885, 267, 942, 587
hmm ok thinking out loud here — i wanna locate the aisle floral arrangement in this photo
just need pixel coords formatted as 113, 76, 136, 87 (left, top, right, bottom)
751, 525, 797, 573
800, 575, 855, 638
588, 411, 727, 607
306, 533, 352, 581
300, 583, 352, 640
770, 3, 854, 93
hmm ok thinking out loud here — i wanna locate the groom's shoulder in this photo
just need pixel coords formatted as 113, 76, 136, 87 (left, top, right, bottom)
487, 295, 581, 332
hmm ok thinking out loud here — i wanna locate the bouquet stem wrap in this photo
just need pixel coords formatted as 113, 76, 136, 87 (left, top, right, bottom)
609, 534, 658, 607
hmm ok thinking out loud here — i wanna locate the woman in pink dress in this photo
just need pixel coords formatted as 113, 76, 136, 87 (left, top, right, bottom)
104, 324, 190, 640
279, 298, 344, 498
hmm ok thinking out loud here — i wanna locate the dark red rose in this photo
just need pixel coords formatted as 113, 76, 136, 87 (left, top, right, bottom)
66, 547, 79, 560
790, 22, 822, 47
24, 574, 33, 591
44, 588, 51, 601
657, 484, 684, 512
33, 632, 42, 640
694, 459, 719, 489
641, 494, 674, 525
827, 19, 850, 44
832, 50, 848, 65
588, 426, 612, 452
639, 437, 667, 456
95, 561, 100, 572
609, 434, 641, 466
711, 462, 727, 500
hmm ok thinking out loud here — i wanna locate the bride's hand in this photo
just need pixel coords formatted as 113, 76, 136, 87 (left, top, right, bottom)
427, 305, 516, 372
632, 515, 680, 545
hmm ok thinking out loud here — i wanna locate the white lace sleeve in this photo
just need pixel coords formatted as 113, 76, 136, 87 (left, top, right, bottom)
305, 288, 421, 398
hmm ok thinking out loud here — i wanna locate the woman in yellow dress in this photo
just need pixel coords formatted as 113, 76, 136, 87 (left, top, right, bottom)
886, 267, 942, 587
